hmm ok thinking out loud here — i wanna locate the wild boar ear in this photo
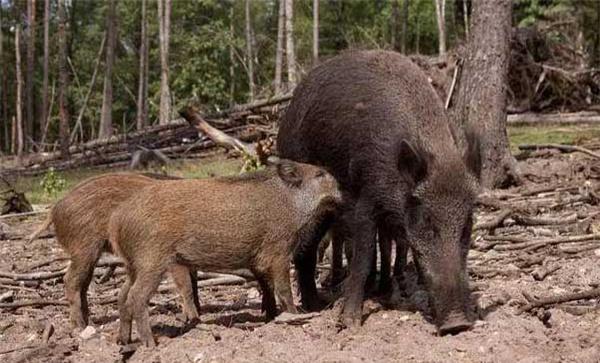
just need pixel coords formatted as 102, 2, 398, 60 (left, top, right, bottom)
397, 140, 427, 184
277, 160, 303, 187
464, 128, 482, 182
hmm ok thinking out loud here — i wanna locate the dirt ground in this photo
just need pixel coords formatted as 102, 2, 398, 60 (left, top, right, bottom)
2, 149, 600, 363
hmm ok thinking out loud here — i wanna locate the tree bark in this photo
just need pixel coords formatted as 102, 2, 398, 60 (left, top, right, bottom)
58, 0, 70, 158
312, 0, 318, 64
99, 0, 117, 139
26, 0, 36, 146
391, 1, 398, 51
0, 9, 6, 152
449, 0, 519, 189
158, 0, 172, 125
40, 0, 50, 146
244, 0, 255, 101
285, 0, 296, 87
15, 23, 24, 158
401, 0, 408, 54
434, 0, 446, 56
136, 0, 149, 130
229, 6, 235, 106
274, 0, 285, 95
462, 0, 469, 38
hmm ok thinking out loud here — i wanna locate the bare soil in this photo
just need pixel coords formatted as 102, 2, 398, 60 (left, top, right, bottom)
1, 150, 600, 363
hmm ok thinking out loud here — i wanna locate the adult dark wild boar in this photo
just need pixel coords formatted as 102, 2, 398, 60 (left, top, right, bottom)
278, 50, 480, 335
109, 161, 341, 347
27, 173, 199, 329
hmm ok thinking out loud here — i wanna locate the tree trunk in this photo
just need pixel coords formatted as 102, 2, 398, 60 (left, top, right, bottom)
229, 6, 235, 106
0, 9, 6, 152
244, 0, 255, 101
274, 0, 285, 95
15, 24, 24, 158
312, 0, 319, 64
449, 0, 518, 189
401, 0, 408, 54
25, 0, 36, 147
391, 1, 398, 51
40, 0, 50, 146
285, 0, 296, 87
99, 0, 117, 138
462, 0, 469, 38
434, 0, 446, 56
136, 0, 149, 130
58, 0, 70, 158
158, 0, 172, 125
415, 11, 421, 54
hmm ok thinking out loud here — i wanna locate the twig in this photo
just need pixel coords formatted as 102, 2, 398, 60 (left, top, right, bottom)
24, 257, 68, 271
0, 299, 69, 309
0, 268, 67, 281
518, 288, 600, 314
513, 213, 577, 226
518, 143, 600, 159
474, 209, 512, 231
274, 312, 320, 325
445, 60, 461, 109
0, 210, 48, 220
494, 234, 600, 252
531, 265, 561, 281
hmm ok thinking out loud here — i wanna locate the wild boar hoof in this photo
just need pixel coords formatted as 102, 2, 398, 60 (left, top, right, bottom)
437, 316, 473, 336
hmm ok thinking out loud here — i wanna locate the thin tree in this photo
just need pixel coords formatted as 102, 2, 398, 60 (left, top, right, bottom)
449, 0, 519, 188
15, 23, 24, 157
391, 1, 398, 51
401, 0, 409, 54
312, 0, 318, 64
58, 0, 70, 158
244, 0, 255, 101
40, 0, 50, 146
229, 6, 235, 105
285, 0, 296, 87
99, 0, 117, 138
274, 0, 285, 95
158, 0, 172, 125
434, 0, 447, 56
0, 8, 6, 151
136, 0, 149, 130
462, 0, 469, 38
25, 0, 36, 146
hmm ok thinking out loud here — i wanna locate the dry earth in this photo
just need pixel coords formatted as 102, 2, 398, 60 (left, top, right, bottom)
1, 149, 600, 363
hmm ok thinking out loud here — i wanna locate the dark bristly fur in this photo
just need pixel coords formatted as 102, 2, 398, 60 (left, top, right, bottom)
108, 161, 341, 347
278, 50, 480, 334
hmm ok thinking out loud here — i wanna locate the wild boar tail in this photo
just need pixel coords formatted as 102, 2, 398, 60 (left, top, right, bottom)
26, 209, 53, 243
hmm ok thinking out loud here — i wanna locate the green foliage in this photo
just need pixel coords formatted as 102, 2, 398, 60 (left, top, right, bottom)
40, 168, 67, 198
240, 151, 265, 174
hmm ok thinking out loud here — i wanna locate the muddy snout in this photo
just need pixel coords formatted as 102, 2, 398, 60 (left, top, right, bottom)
428, 275, 473, 336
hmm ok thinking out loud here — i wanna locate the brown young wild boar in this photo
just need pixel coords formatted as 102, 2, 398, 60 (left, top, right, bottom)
28, 173, 200, 329
278, 50, 481, 334
109, 161, 341, 347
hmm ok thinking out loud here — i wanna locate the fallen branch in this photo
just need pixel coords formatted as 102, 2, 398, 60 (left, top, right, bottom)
508, 112, 600, 126
518, 288, 600, 314
474, 209, 512, 231
494, 233, 600, 252
513, 213, 577, 226
0, 268, 67, 281
518, 143, 600, 159
274, 312, 320, 325
531, 265, 561, 281
0, 299, 69, 309
0, 210, 48, 220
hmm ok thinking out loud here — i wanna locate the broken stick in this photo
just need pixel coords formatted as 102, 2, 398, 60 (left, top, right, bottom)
518, 288, 600, 314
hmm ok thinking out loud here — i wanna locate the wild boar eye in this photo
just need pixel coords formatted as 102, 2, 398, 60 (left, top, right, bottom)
315, 170, 325, 178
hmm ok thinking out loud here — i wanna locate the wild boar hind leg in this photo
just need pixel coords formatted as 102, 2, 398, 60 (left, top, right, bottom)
339, 200, 377, 328
168, 264, 200, 323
